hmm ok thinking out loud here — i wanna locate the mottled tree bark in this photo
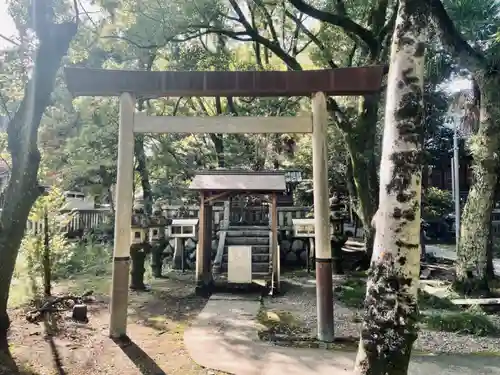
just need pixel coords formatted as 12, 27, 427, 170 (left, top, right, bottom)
345, 96, 380, 264
0, 15, 77, 358
456, 76, 500, 294
354, 0, 428, 373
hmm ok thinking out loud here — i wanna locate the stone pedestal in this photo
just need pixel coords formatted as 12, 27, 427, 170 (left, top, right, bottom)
150, 242, 165, 278
130, 243, 150, 291
331, 234, 348, 274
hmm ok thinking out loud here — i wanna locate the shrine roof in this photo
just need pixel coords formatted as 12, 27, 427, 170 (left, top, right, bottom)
189, 170, 286, 192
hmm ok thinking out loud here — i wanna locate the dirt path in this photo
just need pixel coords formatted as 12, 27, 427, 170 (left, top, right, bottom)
8, 272, 227, 375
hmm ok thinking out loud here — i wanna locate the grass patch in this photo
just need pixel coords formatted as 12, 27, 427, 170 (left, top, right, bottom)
418, 290, 459, 311
335, 278, 366, 308
422, 311, 500, 336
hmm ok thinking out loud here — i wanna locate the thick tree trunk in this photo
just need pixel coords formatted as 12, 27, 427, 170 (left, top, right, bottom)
486, 219, 494, 280
0, 18, 77, 356
354, 0, 428, 373
212, 97, 225, 168
134, 135, 153, 215
345, 95, 380, 264
455, 76, 500, 295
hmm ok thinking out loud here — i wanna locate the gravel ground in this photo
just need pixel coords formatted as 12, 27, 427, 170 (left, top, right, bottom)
264, 274, 500, 354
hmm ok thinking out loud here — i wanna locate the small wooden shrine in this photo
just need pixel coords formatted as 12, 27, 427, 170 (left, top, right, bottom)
188, 170, 286, 293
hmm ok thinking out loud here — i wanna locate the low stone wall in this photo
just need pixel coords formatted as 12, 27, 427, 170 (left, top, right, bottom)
279, 238, 309, 265
160, 235, 311, 270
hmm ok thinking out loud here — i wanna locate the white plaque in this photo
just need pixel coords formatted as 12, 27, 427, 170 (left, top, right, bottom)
227, 245, 252, 283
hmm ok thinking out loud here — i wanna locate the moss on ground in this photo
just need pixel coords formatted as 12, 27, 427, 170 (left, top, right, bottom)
418, 290, 460, 311
335, 278, 366, 308
422, 311, 499, 336
256, 307, 308, 336
334, 277, 500, 336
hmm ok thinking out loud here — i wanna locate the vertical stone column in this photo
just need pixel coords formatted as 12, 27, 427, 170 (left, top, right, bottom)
311, 92, 334, 343
109, 92, 135, 339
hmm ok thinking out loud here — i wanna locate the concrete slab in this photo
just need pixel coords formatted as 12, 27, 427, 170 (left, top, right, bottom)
185, 293, 500, 375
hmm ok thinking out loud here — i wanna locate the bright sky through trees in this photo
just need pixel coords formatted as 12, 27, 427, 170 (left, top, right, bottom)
0, 1, 472, 91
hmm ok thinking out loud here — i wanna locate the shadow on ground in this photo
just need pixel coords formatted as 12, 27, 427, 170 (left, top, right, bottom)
112, 336, 167, 375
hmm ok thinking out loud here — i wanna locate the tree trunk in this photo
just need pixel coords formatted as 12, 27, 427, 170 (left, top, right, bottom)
212, 97, 225, 168
486, 219, 494, 280
134, 135, 153, 215
455, 75, 500, 295
0, 17, 77, 355
345, 95, 380, 264
354, 0, 428, 373
108, 186, 116, 215
43, 208, 51, 297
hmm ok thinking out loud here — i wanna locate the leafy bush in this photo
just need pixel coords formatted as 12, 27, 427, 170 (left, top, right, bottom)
422, 187, 453, 221
15, 187, 113, 297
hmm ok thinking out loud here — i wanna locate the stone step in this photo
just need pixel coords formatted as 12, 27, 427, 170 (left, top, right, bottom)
220, 262, 270, 273
228, 225, 270, 231
223, 245, 269, 255
215, 272, 272, 280
222, 253, 270, 263
225, 237, 269, 246
225, 230, 270, 237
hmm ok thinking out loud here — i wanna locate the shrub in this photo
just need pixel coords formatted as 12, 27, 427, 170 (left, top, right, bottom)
422, 187, 453, 221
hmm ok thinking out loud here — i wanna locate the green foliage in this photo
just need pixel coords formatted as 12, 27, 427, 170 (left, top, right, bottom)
54, 239, 112, 278
422, 187, 454, 221
20, 187, 71, 289
418, 290, 460, 311
422, 311, 500, 336
16, 187, 112, 297
335, 278, 366, 309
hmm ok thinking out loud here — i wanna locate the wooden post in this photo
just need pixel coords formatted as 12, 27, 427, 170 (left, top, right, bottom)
312, 92, 334, 342
196, 192, 206, 288
271, 192, 279, 292
109, 92, 135, 339
203, 197, 213, 286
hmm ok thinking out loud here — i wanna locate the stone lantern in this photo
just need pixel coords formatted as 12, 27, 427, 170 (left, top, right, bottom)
330, 196, 348, 274
149, 203, 169, 278
129, 202, 151, 291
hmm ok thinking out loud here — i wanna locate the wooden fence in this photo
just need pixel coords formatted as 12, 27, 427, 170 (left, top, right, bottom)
25, 204, 500, 238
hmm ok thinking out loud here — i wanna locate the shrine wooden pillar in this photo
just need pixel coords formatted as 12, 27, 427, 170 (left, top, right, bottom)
109, 92, 135, 339
196, 191, 213, 292
271, 192, 279, 291
312, 92, 334, 342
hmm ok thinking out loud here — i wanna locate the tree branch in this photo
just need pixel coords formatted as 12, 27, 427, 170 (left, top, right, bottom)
288, 0, 379, 58
285, 10, 338, 68
425, 0, 486, 70
252, 0, 279, 43
225, 0, 303, 70
0, 34, 20, 46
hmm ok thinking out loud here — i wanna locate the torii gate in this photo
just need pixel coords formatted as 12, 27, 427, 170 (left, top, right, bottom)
64, 66, 384, 343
